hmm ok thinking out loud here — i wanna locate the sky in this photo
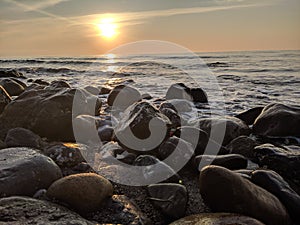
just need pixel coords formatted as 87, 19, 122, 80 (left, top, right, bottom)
0, 0, 299, 56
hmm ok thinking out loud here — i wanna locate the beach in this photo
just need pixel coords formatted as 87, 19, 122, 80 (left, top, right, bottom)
0, 50, 300, 225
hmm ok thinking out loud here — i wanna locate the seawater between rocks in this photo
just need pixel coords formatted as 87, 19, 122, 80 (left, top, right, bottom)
1, 50, 299, 116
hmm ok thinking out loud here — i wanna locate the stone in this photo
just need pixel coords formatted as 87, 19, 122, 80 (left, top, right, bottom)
195, 154, 248, 171
73, 115, 102, 144
0, 147, 62, 197
159, 99, 198, 124
174, 126, 209, 155
47, 173, 113, 214
251, 170, 300, 223
147, 183, 188, 219
33, 79, 49, 86
253, 103, 300, 137
141, 93, 152, 100
43, 143, 86, 168
134, 155, 159, 166
226, 136, 258, 159
0, 69, 26, 79
87, 195, 150, 225
0, 88, 101, 141
98, 86, 111, 95
198, 117, 250, 146
114, 101, 172, 155
253, 144, 300, 194
170, 213, 265, 225
0, 85, 11, 114
107, 84, 141, 109
199, 165, 291, 225
160, 107, 181, 129
157, 136, 194, 170
5, 127, 43, 148
0, 196, 94, 225
47, 80, 71, 89
0, 78, 25, 96
165, 83, 208, 103
235, 106, 264, 125
98, 125, 114, 142
84, 85, 100, 95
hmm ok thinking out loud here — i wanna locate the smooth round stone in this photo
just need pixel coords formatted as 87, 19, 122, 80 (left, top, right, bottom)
0, 196, 94, 225
170, 213, 265, 225
199, 165, 291, 225
47, 173, 113, 213
5, 127, 43, 148
0, 147, 62, 197
253, 103, 300, 137
198, 117, 250, 146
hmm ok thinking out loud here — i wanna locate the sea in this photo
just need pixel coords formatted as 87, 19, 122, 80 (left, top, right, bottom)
1, 50, 299, 116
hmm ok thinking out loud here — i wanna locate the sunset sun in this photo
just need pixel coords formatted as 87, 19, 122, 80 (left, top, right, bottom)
97, 18, 118, 39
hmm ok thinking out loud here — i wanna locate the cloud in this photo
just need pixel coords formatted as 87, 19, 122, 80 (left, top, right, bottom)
77, 2, 267, 27
10, 0, 71, 11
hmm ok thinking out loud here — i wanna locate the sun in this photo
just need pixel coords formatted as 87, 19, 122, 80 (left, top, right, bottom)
97, 18, 118, 39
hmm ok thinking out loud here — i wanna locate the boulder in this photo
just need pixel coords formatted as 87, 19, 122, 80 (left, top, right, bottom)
253, 103, 300, 137
107, 84, 141, 109
195, 154, 248, 171
170, 213, 265, 225
253, 144, 300, 193
199, 165, 291, 225
5, 127, 43, 148
0, 85, 11, 114
0, 196, 94, 225
0, 88, 101, 141
166, 83, 208, 103
0, 78, 25, 96
147, 183, 188, 219
235, 106, 264, 125
0, 147, 62, 197
252, 170, 300, 223
47, 173, 113, 213
114, 101, 172, 155
198, 117, 250, 146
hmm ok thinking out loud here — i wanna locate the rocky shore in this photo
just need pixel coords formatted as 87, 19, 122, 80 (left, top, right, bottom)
0, 69, 300, 225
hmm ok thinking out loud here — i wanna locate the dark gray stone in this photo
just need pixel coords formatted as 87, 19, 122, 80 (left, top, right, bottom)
0, 196, 94, 225
253, 103, 300, 137
199, 165, 291, 225
5, 127, 43, 148
0, 147, 62, 197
